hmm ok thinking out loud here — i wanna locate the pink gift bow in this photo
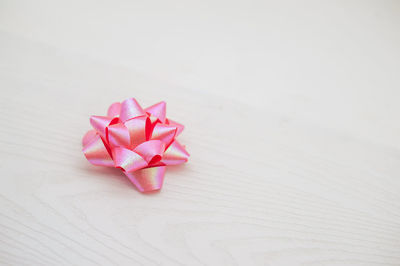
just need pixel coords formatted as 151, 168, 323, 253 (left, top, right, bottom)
82, 98, 189, 192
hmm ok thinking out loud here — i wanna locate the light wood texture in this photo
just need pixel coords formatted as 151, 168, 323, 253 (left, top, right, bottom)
0, 1, 400, 265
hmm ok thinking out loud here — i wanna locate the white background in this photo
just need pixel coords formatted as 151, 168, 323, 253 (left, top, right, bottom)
0, 0, 399, 265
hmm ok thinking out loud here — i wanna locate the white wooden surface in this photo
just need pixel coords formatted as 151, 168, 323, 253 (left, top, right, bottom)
1, 1, 400, 265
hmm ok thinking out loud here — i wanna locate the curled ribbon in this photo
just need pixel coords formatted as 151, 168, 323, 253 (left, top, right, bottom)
82, 98, 189, 192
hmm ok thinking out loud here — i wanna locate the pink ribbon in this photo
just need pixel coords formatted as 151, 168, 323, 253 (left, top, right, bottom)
82, 98, 189, 192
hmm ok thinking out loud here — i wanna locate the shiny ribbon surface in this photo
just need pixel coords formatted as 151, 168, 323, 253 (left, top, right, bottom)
82, 98, 189, 192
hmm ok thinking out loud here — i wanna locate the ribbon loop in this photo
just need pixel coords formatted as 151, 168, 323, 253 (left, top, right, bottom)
124, 116, 151, 148
82, 134, 114, 167
90, 116, 117, 139
134, 140, 165, 164
107, 123, 131, 149
166, 119, 184, 136
145, 101, 166, 123
82, 130, 98, 146
124, 166, 166, 193
150, 123, 177, 147
112, 147, 147, 172
120, 98, 146, 121
161, 140, 189, 165
107, 102, 121, 117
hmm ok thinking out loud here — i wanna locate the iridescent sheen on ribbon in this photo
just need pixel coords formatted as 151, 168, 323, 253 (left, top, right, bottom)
82, 98, 189, 192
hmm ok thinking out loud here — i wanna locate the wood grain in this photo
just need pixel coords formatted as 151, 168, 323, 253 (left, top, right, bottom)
0, 22, 400, 266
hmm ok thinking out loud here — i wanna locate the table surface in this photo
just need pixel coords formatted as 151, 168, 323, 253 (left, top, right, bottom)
0, 1, 400, 265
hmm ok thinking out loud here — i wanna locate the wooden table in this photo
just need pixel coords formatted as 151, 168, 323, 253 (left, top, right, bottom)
0, 1, 399, 265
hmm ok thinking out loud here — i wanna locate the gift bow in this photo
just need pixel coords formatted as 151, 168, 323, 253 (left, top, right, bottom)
82, 98, 189, 192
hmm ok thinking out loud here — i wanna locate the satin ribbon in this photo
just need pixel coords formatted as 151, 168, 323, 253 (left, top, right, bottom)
82, 98, 189, 192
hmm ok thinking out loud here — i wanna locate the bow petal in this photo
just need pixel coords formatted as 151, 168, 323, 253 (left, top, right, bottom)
134, 140, 165, 164
124, 166, 166, 192
161, 140, 189, 165
107, 123, 130, 148
82, 130, 97, 146
120, 98, 145, 121
107, 102, 121, 117
124, 116, 151, 148
82, 134, 114, 167
112, 147, 147, 172
145, 101, 166, 123
151, 123, 177, 147
90, 116, 119, 139
166, 119, 184, 136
